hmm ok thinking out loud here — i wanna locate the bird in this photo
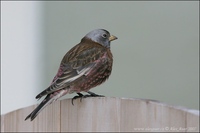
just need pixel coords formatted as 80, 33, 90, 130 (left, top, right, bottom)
25, 29, 117, 121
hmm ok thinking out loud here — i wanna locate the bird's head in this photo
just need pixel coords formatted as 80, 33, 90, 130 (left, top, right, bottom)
83, 29, 118, 48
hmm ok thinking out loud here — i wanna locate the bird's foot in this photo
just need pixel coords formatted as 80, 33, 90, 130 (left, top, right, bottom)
71, 92, 104, 105
71, 93, 84, 105
86, 91, 105, 97
79, 92, 104, 102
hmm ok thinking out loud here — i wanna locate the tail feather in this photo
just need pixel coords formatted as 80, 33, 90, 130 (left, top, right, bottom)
25, 89, 69, 121
25, 94, 54, 121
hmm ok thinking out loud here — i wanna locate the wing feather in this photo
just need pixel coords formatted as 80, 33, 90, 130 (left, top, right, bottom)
36, 40, 106, 99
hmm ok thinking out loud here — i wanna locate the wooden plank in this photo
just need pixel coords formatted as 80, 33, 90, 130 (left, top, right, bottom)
1, 100, 60, 132
157, 104, 187, 132
120, 98, 149, 132
32, 100, 61, 132
1, 97, 199, 132
60, 97, 121, 132
186, 110, 199, 132
1, 104, 37, 132
120, 98, 187, 132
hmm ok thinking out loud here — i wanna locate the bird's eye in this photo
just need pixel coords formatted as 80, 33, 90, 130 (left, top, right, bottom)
102, 34, 107, 38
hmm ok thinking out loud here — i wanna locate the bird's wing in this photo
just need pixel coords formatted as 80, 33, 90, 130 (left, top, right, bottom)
36, 42, 105, 99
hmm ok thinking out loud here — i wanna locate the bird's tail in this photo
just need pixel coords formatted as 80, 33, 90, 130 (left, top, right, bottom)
25, 89, 69, 121
25, 94, 53, 121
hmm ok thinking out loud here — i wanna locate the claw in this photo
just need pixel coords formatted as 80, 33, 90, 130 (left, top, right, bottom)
71, 93, 83, 105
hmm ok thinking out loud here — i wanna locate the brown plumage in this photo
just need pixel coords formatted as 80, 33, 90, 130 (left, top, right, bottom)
25, 29, 117, 121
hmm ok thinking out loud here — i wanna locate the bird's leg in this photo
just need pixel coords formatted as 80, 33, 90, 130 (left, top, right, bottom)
71, 93, 84, 105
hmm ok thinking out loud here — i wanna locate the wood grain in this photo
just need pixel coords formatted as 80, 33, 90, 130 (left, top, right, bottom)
1, 97, 199, 132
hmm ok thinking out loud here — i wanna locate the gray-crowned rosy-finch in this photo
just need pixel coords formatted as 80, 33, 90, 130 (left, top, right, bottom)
25, 29, 117, 121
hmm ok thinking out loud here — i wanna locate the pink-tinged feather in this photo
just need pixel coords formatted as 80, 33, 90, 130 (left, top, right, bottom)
51, 66, 64, 84
25, 29, 117, 121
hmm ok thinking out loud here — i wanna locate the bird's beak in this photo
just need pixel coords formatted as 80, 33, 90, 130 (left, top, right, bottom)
109, 35, 118, 41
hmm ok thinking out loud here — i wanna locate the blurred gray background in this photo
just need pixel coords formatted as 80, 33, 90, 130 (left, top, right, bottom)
1, 1, 199, 114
